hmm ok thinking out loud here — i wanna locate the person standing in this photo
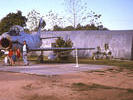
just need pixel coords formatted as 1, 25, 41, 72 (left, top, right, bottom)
23, 41, 29, 66
8, 48, 13, 66
4, 49, 9, 66
12, 47, 17, 65
16, 48, 21, 65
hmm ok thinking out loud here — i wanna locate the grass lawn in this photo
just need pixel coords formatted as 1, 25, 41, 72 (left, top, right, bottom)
27, 55, 133, 70
1, 55, 133, 70
79, 58, 133, 70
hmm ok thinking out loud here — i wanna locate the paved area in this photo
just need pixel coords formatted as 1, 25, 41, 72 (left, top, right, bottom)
0, 64, 113, 75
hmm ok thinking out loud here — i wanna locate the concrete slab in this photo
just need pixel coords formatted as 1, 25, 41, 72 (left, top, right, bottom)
0, 64, 113, 75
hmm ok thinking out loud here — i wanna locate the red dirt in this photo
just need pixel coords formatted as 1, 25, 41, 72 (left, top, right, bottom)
0, 67, 133, 100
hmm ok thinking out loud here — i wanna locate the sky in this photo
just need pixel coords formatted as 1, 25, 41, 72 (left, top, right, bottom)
0, 0, 133, 30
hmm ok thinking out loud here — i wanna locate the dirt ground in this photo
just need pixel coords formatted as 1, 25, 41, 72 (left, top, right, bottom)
0, 65, 133, 100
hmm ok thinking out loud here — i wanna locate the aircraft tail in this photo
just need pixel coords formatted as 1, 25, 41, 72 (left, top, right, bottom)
37, 18, 45, 36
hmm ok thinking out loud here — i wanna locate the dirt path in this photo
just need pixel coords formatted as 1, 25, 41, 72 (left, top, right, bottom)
0, 66, 133, 100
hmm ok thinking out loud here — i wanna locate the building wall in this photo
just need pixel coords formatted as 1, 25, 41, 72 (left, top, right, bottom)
41, 30, 133, 59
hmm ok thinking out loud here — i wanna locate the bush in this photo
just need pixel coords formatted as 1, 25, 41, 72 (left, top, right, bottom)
52, 37, 73, 61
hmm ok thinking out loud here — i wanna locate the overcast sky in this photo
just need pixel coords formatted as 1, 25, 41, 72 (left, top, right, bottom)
0, 0, 133, 30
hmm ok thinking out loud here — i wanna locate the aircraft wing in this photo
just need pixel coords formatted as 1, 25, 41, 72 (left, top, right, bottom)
29, 47, 95, 51
40, 37, 60, 40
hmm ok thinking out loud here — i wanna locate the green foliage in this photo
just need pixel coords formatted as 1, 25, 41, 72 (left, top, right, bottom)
24, 28, 31, 34
53, 24, 108, 31
53, 25, 75, 31
53, 25, 63, 31
53, 37, 73, 61
64, 26, 75, 31
0, 11, 27, 34
104, 43, 109, 50
127, 89, 133, 93
78, 59, 133, 70
72, 82, 113, 91
76, 24, 99, 30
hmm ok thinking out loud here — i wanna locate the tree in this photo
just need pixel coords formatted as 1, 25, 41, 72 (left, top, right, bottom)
53, 25, 63, 31
53, 37, 73, 61
53, 24, 107, 31
76, 23, 82, 30
89, 11, 102, 27
64, 0, 102, 28
27, 9, 42, 31
64, 25, 75, 31
0, 11, 27, 34
45, 10, 65, 30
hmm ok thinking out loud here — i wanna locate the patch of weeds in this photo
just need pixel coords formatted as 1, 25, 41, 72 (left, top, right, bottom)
126, 71, 133, 75
36, 74, 47, 77
115, 68, 124, 72
71, 82, 114, 91
127, 72, 133, 75
107, 68, 114, 71
106, 68, 124, 73
125, 98, 133, 100
127, 75, 133, 77
22, 94, 59, 100
71, 82, 89, 91
127, 89, 133, 93
87, 70, 106, 73
93, 70, 106, 73
98, 73, 105, 75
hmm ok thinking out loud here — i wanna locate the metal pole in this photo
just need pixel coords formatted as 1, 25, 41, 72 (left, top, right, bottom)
75, 48, 79, 67
39, 51, 44, 63
131, 36, 133, 60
